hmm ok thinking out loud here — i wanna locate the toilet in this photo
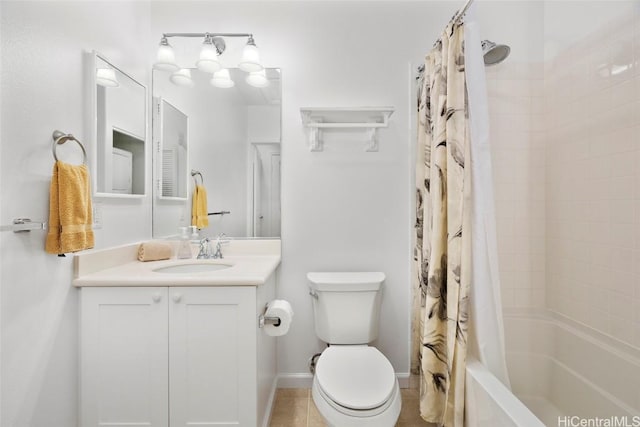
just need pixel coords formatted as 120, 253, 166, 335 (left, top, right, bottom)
308, 272, 401, 427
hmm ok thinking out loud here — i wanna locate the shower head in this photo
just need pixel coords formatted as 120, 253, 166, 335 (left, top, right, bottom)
481, 40, 511, 66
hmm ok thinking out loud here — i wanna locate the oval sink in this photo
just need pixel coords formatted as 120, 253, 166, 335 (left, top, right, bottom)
153, 262, 232, 274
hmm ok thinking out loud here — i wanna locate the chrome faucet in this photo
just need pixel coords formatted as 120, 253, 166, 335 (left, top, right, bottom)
197, 237, 212, 259
212, 233, 230, 259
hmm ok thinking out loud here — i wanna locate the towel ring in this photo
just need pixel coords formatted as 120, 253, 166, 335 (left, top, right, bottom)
52, 130, 87, 164
191, 170, 203, 186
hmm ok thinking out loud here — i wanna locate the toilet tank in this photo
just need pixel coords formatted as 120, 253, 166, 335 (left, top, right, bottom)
307, 272, 385, 345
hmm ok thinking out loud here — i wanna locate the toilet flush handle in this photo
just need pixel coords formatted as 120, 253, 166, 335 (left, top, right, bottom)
309, 290, 318, 299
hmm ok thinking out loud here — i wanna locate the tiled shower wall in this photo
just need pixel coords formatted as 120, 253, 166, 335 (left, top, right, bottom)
486, 62, 546, 310
545, 12, 640, 347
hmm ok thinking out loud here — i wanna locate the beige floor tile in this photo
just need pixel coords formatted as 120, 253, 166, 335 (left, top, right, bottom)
270, 396, 308, 426
269, 387, 434, 427
276, 388, 310, 398
409, 374, 421, 390
398, 396, 427, 424
308, 398, 328, 427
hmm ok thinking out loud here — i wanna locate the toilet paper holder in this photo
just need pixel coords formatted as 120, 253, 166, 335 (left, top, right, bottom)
259, 314, 281, 328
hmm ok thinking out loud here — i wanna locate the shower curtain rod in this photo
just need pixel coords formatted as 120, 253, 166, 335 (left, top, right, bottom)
417, 0, 475, 77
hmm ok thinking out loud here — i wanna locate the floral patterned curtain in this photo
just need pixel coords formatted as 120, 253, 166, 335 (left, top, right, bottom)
413, 19, 471, 427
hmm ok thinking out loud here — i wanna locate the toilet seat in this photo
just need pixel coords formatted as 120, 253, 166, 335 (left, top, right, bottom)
315, 346, 396, 411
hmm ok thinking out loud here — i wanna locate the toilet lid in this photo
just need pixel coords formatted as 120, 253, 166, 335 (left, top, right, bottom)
315, 346, 396, 410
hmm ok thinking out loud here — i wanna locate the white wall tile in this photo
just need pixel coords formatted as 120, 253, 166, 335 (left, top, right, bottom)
545, 10, 639, 349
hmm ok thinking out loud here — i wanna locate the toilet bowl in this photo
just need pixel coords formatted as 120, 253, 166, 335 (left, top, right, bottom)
307, 272, 401, 427
311, 346, 401, 427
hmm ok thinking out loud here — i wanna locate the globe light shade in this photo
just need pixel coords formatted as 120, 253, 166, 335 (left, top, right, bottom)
210, 69, 235, 88
96, 68, 119, 87
154, 40, 179, 71
239, 43, 263, 73
197, 42, 222, 73
170, 69, 194, 87
246, 69, 269, 88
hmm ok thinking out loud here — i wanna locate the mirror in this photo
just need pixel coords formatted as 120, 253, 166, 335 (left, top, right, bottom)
152, 68, 281, 239
93, 52, 147, 197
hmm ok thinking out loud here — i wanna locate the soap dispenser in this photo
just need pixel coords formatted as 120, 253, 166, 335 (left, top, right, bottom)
176, 227, 192, 259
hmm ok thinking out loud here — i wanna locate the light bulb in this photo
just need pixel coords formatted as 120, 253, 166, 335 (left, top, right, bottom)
96, 68, 119, 87
239, 36, 263, 72
210, 69, 234, 88
246, 69, 269, 88
170, 69, 194, 87
154, 37, 179, 71
197, 36, 222, 73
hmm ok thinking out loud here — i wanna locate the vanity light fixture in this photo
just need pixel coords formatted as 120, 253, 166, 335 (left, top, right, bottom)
246, 69, 269, 88
96, 68, 119, 87
210, 69, 235, 88
196, 34, 223, 73
154, 32, 264, 88
170, 68, 195, 87
239, 36, 263, 73
154, 36, 179, 72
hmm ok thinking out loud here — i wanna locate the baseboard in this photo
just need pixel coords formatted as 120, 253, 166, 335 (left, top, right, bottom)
277, 373, 314, 388
277, 372, 412, 389
261, 377, 279, 427
396, 372, 410, 388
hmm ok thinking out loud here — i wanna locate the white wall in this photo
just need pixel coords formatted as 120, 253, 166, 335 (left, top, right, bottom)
0, 2, 151, 425
248, 105, 281, 143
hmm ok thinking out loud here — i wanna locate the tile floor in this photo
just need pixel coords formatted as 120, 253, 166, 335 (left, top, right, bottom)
268, 379, 433, 426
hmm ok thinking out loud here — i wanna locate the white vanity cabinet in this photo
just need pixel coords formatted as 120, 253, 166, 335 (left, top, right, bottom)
80, 281, 276, 427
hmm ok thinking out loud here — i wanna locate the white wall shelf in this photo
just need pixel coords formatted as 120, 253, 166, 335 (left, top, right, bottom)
300, 107, 394, 152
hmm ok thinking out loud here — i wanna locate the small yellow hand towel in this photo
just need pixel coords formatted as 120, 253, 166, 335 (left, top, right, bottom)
138, 241, 173, 262
45, 161, 95, 254
191, 185, 209, 229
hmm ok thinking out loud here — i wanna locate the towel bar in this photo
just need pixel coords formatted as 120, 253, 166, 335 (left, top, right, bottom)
52, 130, 87, 164
191, 170, 204, 186
0, 218, 47, 233
207, 211, 230, 216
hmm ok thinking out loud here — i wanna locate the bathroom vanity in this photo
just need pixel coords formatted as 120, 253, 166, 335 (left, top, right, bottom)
74, 240, 281, 427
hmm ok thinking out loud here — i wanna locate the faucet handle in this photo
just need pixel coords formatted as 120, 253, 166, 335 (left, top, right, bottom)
216, 233, 230, 244
197, 237, 211, 259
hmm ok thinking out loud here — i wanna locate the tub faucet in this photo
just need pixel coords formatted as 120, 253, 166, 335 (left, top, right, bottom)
197, 237, 212, 259
213, 233, 230, 259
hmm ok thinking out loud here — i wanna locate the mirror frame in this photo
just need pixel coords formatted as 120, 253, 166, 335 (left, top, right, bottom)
89, 50, 148, 199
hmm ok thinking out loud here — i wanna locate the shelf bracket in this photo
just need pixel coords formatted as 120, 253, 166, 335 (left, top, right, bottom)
308, 127, 322, 152
365, 128, 378, 152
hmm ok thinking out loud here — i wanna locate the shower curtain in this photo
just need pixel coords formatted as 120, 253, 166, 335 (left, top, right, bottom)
414, 19, 471, 427
413, 6, 510, 426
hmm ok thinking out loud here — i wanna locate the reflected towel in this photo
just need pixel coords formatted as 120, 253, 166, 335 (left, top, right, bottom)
45, 161, 94, 254
191, 185, 209, 228
138, 241, 173, 262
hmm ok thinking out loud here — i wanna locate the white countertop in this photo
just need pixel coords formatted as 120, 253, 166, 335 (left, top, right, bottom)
73, 240, 281, 287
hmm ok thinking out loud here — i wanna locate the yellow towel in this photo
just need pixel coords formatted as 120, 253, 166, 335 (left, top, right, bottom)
45, 161, 94, 254
191, 185, 209, 228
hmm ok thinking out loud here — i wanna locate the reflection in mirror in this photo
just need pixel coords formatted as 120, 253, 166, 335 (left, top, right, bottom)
155, 98, 188, 199
94, 53, 146, 196
152, 68, 281, 239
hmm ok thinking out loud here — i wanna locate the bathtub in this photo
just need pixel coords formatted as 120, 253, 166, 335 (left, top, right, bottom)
465, 309, 640, 426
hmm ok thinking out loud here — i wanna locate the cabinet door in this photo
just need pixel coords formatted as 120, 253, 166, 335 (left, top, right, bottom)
80, 287, 169, 427
169, 287, 257, 427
